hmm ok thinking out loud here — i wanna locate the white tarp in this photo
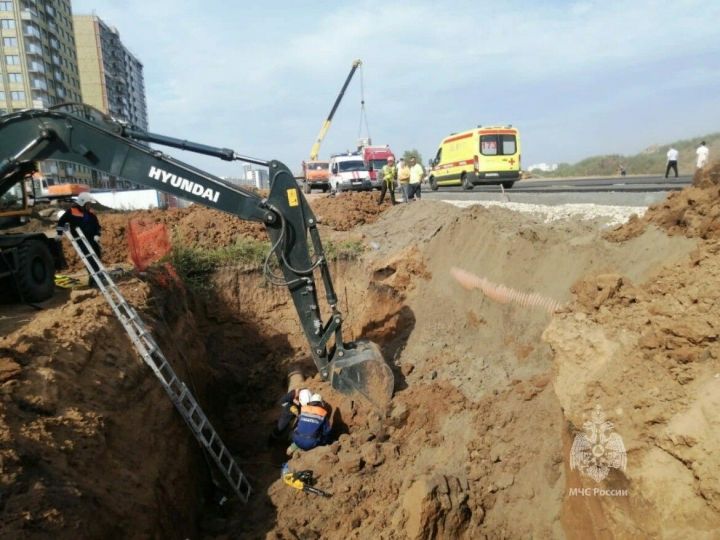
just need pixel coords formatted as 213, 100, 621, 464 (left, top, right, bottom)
92, 189, 161, 210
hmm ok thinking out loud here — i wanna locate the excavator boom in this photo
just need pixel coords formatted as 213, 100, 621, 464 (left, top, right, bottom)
0, 104, 393, 408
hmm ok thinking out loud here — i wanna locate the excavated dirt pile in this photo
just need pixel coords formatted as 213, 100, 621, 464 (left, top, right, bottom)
60, 205, 267, 272
2, 179, 719, 538
55, 192, 387, 271
607, 162, 720, 241
310, 191, 390, 231
546, 164, 720, 537
0, 274, 215, 537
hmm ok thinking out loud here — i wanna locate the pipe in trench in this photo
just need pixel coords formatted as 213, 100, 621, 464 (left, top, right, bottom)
287, 370, 305, 392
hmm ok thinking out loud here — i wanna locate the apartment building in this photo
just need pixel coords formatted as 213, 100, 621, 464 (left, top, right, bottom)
0, 0, 81, 111
74, 14, 147, 130
0, 0, 92, 183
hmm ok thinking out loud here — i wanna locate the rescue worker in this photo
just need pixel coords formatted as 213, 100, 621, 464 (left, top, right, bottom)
397, 159, 411, 202
287, 393, 332, 455
377, 155, 397, 205
270, 388, 312, 442
56, 191, 102, 288
408, 157, 424, 201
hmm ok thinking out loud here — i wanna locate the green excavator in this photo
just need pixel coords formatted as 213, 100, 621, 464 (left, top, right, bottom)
0, 103, 393, 408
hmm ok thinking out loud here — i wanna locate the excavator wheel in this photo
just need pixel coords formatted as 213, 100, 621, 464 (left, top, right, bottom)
16, 239, 55, 302
328, 340, 394, 411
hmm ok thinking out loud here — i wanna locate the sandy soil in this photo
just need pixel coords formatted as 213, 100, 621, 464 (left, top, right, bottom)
2, 171, 719, 538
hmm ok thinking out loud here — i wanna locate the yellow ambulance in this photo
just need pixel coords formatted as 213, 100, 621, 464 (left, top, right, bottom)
428, 126, 521, 190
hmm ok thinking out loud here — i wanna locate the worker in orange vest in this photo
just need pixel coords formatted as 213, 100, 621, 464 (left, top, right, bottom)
287, 393, 332, 455
56, 192, 102, 287
270, 388, 312, 443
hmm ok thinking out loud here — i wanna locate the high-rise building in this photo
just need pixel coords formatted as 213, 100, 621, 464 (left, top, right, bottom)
0, 3, 148, 188
0, 0, 82, 112
0, 0, 88, 183
241, 164, 270, 190
73, 14, 147, 130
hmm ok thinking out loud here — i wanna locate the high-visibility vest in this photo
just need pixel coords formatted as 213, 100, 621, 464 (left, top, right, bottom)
293, 403, 330, 450
382, 165, 397, 185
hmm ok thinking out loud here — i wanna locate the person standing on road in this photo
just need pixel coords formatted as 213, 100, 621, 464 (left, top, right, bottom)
696, 141, 709, 170
56, 192, 102, 288
397, 158, 411, 202
377, 155, 397, 206
408, 157, 424, 201
665, 147, 679, 178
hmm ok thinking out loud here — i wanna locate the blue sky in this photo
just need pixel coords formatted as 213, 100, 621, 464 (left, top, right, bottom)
71, 0, 720, 176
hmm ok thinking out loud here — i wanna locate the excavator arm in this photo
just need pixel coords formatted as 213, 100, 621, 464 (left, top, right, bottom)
0, 103, 392, 407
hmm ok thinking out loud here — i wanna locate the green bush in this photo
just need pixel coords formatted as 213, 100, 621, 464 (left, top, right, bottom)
169, 237, 269, 288
323, 239, 365, 261
540, 132, 720, 177
169, 237, 365, 289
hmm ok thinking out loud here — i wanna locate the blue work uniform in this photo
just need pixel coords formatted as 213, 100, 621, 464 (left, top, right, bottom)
276, 389, 303, 433
56, 204, 102, 286
292, 401, 331, 450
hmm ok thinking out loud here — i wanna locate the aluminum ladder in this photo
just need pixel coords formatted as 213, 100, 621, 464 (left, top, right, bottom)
64, 227, 252, 503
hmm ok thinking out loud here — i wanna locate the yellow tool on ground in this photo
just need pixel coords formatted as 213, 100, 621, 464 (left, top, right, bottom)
54, 274, 82, 288
281, 464, 332, 498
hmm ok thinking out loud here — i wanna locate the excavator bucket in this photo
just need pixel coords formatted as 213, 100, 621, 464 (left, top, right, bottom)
328, 340, 394, 410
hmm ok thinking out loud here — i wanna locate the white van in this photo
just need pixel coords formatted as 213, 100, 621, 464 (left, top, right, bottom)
328, 152, 372, 193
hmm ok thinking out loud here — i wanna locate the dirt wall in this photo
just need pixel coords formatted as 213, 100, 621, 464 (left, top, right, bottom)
0, 277, 214, 538
541, 164, 720, 537
195, 200, 699, 538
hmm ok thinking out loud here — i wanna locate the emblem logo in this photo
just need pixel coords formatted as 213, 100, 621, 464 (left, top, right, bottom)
570, 404, 627, 482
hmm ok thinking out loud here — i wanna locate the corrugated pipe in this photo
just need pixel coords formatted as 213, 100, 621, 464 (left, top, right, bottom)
451, 267, 563, 314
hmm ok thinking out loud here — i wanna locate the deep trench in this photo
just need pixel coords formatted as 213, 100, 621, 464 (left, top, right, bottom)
154, 237, 555, 538
151, 262, 396, 538
7, 202, 713, 538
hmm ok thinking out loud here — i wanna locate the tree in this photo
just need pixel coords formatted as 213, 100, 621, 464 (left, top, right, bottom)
402, 149, 423, 165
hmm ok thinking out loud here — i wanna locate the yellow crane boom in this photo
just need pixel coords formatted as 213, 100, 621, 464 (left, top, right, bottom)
309, 59, 362, 161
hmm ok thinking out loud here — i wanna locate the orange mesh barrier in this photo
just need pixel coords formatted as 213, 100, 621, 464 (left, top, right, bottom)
127, 218, 172, 271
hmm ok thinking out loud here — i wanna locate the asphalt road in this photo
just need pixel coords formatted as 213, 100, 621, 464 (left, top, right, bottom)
421, 174, 692, 207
